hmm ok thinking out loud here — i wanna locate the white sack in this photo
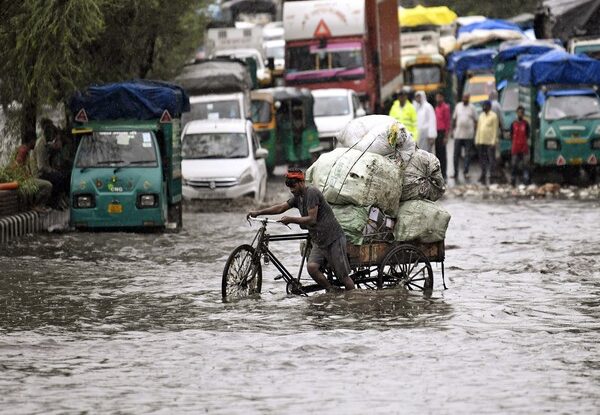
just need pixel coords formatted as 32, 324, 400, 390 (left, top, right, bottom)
400, 149, 446, 201
394, 200, 451, 243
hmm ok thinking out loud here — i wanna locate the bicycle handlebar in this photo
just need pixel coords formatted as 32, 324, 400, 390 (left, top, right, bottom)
247, 216, 291, 228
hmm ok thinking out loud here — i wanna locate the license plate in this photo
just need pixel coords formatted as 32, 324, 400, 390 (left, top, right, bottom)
108, 203, 123, 213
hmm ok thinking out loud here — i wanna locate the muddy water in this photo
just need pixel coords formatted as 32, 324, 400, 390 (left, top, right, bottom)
1, 191, 599, 413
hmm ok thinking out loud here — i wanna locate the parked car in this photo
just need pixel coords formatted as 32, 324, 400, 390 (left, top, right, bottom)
312, 88, 366, 150
181, 119, 268, 202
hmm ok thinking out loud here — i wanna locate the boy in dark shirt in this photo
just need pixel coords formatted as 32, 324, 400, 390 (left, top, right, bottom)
248, 168, 355, 291
510, 106, 531, 186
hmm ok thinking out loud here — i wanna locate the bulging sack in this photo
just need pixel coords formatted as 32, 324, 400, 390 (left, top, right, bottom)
394, 200, 451, 243
307, 148, 402, 215
401, 149, 446, 201
337, 115, 416, 158
332, 205, 370, 245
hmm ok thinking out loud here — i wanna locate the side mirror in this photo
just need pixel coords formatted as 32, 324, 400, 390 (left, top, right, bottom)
355, 108, 366, 118
255, 148, 269, 159
267, 57, 275, 71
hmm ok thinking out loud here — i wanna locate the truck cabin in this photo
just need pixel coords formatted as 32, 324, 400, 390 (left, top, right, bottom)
542, 89, 600, 122
286, 40, 364, 78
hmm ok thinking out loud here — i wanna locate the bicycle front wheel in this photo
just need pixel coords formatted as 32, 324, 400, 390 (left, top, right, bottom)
222, 244, 263, 299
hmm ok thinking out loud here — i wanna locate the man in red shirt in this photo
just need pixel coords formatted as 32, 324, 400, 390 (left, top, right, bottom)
510, 106, 531, 186
434, 92, 451, 181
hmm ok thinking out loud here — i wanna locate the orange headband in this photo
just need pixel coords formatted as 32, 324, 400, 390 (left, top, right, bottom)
286, 171, 305, 180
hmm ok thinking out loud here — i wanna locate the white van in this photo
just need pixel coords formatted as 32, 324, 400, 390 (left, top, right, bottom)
182, 93, 251, 127
312, 88, 366, 150
181, 119, 268, 202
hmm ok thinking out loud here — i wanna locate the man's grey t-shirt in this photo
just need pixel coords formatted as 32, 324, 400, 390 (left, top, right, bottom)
287, 186, 344, 247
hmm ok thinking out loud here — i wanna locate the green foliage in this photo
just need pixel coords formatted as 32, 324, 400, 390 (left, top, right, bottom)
0, 164, 39, 198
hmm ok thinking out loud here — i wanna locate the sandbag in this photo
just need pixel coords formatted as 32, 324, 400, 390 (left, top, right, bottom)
394, 200, 451, 243
400, 149, 446, 201
332, 205, 369, 245
336, 115, 416, 159
308, 148, 403, 215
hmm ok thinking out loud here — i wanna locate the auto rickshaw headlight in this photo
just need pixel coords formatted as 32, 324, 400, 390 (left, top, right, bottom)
138, 194, 158, 208
594, 125, 600, 136
74, 194, 95, 208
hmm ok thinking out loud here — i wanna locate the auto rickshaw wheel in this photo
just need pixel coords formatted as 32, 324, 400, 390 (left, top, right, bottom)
377, 244, 433, 291
222, 244, 262, 299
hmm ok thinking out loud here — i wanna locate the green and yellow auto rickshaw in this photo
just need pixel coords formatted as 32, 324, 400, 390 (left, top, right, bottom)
250, 90, 277, 174
254, 87, 320, 171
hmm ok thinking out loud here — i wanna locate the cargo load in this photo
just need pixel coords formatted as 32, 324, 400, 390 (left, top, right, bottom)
400, 149, 446, 202
332, 205, 395, 245
306, 148, 402, 215
336, 115, 416, 163
394, 200, 451, 243
175, 59, 252, 95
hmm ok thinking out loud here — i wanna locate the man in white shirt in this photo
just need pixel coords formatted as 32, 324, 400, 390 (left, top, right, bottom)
414, 91, 437, 153
451, 93, 478, 181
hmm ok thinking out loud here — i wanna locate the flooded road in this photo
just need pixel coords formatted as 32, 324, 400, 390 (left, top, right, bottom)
1, 187, 600, 413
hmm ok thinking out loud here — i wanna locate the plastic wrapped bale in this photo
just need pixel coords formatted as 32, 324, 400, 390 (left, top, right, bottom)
309, 148, 403, 215
394, 200, 451, 243
336, 115, 416, 159
400, 149, 446, 201
332, 205, 370, 245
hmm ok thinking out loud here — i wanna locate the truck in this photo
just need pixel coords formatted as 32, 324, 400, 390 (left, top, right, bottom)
69, 80, 189, 231
494, 40, 562, 160
282, 0, 402, 114
400, 31, 445, 100
176, 59, 253, 126
517, 50, 600, 180
568, 37, 600, 59
446, 48, 496, 109
205, 27, 272, 87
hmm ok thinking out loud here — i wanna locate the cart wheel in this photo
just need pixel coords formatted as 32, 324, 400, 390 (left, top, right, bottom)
377, 244, 433, 291
222, 244, 262, 299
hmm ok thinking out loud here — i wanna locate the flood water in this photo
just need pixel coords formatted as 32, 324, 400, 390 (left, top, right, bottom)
1, 184, 599, 413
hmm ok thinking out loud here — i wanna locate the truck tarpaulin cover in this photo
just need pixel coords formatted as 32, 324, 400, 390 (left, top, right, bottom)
457, 19, 523, 37
398, 5, 457, 27
71, 80, 190, 121
517, 49, 600, 86
447, 49, 496, 82
495, 40, 562, 62
175, 60, 252, 95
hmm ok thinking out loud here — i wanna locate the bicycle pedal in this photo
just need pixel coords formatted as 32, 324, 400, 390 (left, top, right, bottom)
274, 274, 283, 280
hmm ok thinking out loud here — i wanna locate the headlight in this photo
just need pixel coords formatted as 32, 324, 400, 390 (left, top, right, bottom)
591, 139, 600, 149
545, 139, 560, 150
239, 171, 254, 185
137, 194, 158, 208
595, 125, 600, 136
74, 194, 95, 208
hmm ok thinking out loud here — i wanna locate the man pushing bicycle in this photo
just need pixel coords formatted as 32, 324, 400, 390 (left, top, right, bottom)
247, 168, 355, 292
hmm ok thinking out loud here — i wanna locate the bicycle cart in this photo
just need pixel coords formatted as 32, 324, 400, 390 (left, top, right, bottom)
222, 217, 446, 299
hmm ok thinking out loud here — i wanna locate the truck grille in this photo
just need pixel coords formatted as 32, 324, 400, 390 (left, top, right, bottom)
186, 178, 238, 188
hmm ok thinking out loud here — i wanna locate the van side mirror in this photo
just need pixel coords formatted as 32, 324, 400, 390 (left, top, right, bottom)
267, 57, 275, 71
355, 107, 366, 118
255, 148, 269, 159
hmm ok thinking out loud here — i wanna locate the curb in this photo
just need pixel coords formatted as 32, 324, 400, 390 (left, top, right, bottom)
0, 209, 70, 245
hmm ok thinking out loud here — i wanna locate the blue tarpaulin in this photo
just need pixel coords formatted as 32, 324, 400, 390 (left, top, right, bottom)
447, 49, 496, 82
70, 80, 190, 121
458, 19, 524, 37
496, 41, 562, 62
517, 49, 600, 86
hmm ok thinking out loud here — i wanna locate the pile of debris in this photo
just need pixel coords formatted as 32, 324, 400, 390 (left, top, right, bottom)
448, 183, 600, 200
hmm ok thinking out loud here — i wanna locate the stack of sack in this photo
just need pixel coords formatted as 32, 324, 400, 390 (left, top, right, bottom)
306, 115, 450, 245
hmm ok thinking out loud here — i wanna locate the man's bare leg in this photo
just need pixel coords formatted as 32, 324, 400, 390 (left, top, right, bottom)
307, 262, 334, 291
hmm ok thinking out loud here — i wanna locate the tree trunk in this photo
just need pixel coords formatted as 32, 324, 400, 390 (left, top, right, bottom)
20, 94, 37, 146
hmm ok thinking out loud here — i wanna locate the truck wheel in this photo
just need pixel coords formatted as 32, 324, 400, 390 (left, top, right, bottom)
167, 201, 183, 232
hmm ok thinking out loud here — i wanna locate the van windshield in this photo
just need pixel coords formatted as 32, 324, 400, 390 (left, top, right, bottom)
183, 100, 241, 126
314, 96, 350, 116
182, 133, 248, 159
544, 95, 600, 120
75, 131, 158, 168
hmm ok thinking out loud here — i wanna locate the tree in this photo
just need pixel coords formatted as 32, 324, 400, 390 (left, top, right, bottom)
0, 0, 205, 145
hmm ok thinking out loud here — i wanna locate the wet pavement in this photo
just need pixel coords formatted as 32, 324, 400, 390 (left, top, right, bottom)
1, 176, 600, 414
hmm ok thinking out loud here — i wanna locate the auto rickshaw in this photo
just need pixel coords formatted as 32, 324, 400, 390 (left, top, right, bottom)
250, 90, 277, 174
256, 87, 320, 170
